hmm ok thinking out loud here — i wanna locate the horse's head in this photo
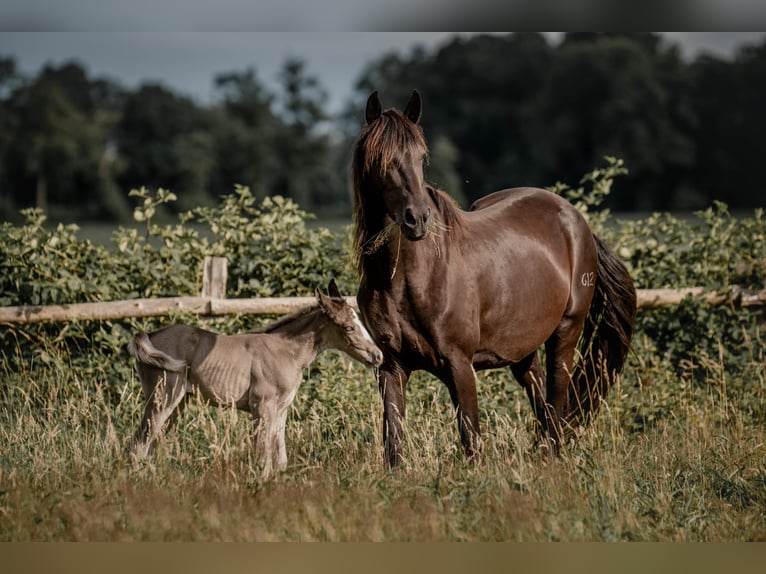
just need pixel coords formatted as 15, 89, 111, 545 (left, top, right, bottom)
316, 279, 384, 368
356, 90, 432, 241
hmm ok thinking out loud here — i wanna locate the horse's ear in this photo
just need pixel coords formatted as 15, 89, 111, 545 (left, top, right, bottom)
327, 278, 342, 299
403, 90, 422, 124
365, 90, 382, 124
316, 286, 331, 310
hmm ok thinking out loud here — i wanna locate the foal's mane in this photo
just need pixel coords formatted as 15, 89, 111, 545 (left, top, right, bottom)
351, 108, 468, 271
257, 304, 321, 334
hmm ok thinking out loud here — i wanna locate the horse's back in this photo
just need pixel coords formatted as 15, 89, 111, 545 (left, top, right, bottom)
469, 187, 542, 212
147, 324, 208, 362
470, 187, 580, 218
468, 187, 595, 257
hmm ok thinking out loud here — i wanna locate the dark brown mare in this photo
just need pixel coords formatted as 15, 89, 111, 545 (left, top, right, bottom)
352, 90, 637, 466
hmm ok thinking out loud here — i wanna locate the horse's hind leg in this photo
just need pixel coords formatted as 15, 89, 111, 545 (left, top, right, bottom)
543, 316, 586, 453
510, 351, 548, 433
131, 368, 188, 458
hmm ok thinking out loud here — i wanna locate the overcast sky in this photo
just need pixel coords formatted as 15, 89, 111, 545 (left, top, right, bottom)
1, 32, 765, 115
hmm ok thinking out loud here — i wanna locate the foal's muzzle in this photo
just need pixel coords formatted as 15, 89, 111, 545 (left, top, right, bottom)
367, 347, 384, 367
400, 206, 431, 240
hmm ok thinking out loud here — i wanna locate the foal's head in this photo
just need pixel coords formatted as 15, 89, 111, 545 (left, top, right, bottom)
316, 279, 383, 367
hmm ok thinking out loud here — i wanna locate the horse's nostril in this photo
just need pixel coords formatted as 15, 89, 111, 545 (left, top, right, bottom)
404, 208, 417, 227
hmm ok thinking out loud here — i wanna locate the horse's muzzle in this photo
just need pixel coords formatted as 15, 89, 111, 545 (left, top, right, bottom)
401, 206, 431, 240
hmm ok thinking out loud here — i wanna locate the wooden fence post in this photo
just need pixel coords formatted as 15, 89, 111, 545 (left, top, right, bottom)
202, 256, 228, 299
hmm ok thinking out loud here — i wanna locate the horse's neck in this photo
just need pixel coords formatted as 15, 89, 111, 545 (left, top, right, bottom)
267, 308, 327, 369
362, 222, 441, 284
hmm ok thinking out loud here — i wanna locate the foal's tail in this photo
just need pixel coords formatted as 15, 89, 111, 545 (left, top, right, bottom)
129, 333, 186, 372
566, 235, 636, 428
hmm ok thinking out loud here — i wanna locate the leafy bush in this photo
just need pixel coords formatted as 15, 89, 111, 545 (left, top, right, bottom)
0, 186, 356, 393
614, 203, 765, 381
1, 167, 764, 431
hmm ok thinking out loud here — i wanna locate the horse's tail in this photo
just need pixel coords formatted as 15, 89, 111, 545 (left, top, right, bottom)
566, 235, 636, 428
129, 333, 186, 372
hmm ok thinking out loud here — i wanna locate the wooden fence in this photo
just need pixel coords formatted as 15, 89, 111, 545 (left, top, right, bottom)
1, 257, 765, 325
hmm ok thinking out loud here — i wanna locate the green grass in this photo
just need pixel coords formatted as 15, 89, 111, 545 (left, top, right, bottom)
1, 348, 764, 541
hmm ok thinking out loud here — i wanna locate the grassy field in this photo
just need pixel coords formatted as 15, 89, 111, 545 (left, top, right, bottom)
3, 192, 765, 541
1, 344, 764, 541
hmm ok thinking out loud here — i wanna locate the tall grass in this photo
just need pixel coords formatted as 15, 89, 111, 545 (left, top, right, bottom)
1, 348, 763, 541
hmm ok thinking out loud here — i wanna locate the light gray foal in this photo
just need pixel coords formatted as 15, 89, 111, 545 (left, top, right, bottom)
128, 279, 383, 477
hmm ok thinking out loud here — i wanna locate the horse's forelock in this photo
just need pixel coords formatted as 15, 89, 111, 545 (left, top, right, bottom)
357, 110, 428, 177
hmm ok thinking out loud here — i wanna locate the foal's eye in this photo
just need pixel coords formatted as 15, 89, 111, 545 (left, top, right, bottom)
345, 326, 355, 333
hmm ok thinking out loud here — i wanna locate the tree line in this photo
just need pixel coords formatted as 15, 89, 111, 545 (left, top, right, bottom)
1, 32, 765, 223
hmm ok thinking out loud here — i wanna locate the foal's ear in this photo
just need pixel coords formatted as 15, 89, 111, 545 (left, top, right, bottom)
366, 90, 382, 125
327, 278, 342, 299
315, 286, 331, 309
403, 90, 422, 124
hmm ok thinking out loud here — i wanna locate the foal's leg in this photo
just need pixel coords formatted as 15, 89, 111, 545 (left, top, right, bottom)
377, 362, 411, 468
275, 406, 290, 471
274, 378, 300, 472
250, 395, 280, 478
132, 368, 187, 458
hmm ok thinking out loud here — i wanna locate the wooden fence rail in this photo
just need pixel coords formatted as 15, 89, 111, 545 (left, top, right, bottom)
1, 257, 764, 324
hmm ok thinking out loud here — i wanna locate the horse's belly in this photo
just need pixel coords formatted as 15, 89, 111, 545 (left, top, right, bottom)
475, 262, 570, 363
472, 351, 515, 370
191, 364, 251, 407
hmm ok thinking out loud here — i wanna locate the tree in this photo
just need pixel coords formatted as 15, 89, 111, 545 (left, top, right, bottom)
0, 59, 129, 221
210, 68, 280, 201
535, 34, 694, 210
690, 39, 766, 208
271, 58, 343, 214
0, 57, 23, 218
6, 76, 92, 214
425, 134, 467, 207
118, 83, 214, 212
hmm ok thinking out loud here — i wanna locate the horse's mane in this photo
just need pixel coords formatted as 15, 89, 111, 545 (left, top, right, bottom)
257, 304, 320, 334
351, 109, 468, 271
425, 184, 469, 237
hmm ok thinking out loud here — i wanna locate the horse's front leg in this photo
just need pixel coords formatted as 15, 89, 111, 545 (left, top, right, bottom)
275, 406, 290, 472
377, 361, 410, 468
440, 356, 482, 461
250, 393, 279, 479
